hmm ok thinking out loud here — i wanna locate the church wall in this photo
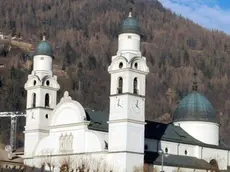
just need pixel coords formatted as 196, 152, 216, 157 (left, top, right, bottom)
175, 121, 219, 145
33, 55, 52, 71
94, 130, 108, 143
202, 147, 228, 170
49, 125, 105, 154
85, 131, 104, 152
195, 145, 202, 159
109, 70, 147, 96
159, 140, 178, 154
178, 143, 196, 157
63, 128, 85, 153
52, 107, 83, 126
107, 152, 144, 172
38, 88, 57, 109
228, 151, 230, 167
118, 33, 140, 53
145, 139, 202, 158
110, 71, 129, 95
25, 152, 109, 171
24, 130, 49, 158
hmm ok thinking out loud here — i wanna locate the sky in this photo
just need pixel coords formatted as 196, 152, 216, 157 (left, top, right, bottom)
159, 0, 230, 35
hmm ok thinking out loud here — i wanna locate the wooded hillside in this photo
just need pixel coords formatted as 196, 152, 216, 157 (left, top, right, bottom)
1, 0, 230, 145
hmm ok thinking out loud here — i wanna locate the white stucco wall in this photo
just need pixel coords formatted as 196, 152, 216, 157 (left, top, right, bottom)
33, 55, 52, 71
50, 92, 86, 126
24, 153, 111, 171
107, 152, 144, 172
177, 143, 195, 157
144, 138, 230, 170
108, 64, 148, 96
108, 122, 144, 153
24, 131, 48, 157
118, 33, 140, 53
160, 140, 178, 155
174, 121, 219, 145
202, 147, 228, 170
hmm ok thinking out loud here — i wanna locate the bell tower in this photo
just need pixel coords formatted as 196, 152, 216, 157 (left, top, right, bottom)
108, 11, 149, 171
24, 35, 60, 158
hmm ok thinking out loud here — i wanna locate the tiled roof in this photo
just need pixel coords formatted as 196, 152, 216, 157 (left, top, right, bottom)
173, 91, 217, 122
145, 120, 230, 150
85, 109, 108, 132
145, 151, 217, 170
120, 15, 141, 35
34, 40, 53, 58
84, 110, 230, 150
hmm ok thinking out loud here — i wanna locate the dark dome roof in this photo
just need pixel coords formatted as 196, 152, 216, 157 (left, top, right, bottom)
34, 38, 53, 58
120, 12, 140, 35
173, 91, 217, 123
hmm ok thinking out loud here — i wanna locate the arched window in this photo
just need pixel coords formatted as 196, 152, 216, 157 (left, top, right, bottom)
45, 93, 50, 107
32, 93, 36, 108
117, 77, 123, 94
209, 159, 219, 171
133, 77, 138, 94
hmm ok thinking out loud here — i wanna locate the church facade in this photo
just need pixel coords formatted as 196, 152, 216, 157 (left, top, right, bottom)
23, 12, 230, 172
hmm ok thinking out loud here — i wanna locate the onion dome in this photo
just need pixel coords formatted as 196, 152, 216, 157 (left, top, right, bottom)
120, 11, 141, 35
34, 35, 53, 58
173, 91, 217, 123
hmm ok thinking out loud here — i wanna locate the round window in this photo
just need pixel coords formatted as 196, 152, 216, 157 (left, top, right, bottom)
46, 80, 50, 86
185, 150, 188, 155
134, 62, 138, 69
165, 147, 168, 153
33, 80, 36, 86
119, 62, 123, 69
45, 114, 49, 119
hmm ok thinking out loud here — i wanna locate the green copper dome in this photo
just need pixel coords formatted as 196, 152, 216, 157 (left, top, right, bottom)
34, 39, 53, 58
173, 91, 217, 123
120, 12, 140, 35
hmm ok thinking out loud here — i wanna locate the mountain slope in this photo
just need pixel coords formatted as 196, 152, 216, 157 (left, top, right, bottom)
0, 0, 230, 144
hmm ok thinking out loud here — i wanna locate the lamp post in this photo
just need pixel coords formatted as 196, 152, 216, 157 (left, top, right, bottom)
158, 149, 169, 172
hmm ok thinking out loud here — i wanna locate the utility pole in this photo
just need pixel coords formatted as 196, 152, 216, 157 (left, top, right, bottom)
158, 149, 169, 172
0, 111, 26, 151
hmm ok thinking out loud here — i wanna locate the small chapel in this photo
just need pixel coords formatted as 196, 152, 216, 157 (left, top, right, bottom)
21, 12, 230, 172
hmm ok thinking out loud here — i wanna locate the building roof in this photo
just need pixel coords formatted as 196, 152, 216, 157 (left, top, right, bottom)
144, 151, 217, 171
85, 109, 109, 132
145, 121, 230, 150
120, 12, 141, 35
173, 91, 217, 123
34, 39, 53, 58
84, 110, 230, 150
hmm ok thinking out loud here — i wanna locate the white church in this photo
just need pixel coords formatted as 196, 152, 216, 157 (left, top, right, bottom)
21, 12, 230, 172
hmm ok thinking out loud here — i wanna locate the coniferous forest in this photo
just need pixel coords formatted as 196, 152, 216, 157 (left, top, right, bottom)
1, 0, 230, 146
